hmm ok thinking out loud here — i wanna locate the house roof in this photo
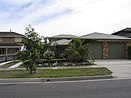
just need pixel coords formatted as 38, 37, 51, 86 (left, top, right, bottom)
49, 34, 78, 39
112, 28, 131, 38
0, 32, 23, 37
0, 43, 23, 46
51, 39, 72, 46
80, 32, 131, 40
122, 28, 131, 32
116, 28, 131, 33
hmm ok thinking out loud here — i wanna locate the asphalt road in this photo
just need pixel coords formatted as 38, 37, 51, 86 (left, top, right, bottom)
0, 79, 131, 98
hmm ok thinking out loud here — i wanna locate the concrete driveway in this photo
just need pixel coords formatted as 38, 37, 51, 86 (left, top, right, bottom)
95, 60, 131, 78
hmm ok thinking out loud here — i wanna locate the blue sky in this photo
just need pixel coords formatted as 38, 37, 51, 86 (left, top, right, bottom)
0, 0, 131, 36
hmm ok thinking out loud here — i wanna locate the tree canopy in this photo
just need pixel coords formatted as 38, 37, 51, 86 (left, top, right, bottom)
21, 25, 44, 74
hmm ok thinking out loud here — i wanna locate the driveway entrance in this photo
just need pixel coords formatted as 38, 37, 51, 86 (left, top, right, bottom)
95, 60, 131, 78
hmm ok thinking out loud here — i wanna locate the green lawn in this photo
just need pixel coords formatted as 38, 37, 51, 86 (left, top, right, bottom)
0, 67, 112, 78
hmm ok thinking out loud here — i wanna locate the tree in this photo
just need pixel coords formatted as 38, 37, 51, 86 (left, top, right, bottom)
21, 25, 44, 74
39, 36, 51, 59
65, 38, 93, 63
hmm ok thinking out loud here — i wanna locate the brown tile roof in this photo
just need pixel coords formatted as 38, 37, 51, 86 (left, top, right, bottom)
0, 43, 23, 46
0, 32, 23, 37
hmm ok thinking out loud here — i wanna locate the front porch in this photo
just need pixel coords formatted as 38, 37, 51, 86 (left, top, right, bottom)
0, 45, 21, 55
0, 48, 20, 55
0, 45, 21, 62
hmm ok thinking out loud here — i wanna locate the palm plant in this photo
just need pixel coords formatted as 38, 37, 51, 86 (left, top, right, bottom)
65, 38, 93, 63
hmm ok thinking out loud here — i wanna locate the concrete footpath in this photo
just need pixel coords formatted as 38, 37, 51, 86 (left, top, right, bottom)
0, 75, 113, 83
9, 62, 22, 68
0, 61, 12, 66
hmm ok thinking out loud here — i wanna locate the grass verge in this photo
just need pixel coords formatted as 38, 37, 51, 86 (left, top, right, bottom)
0, 60, 21, 68
0, 67, 112, 78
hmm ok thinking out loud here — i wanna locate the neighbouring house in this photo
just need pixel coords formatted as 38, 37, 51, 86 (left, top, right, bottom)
112, 28, 131, 38
48, 34, 78, 57
51, 39, 72, 57
80, 32, 131, 59
0, 31, 23, 62
48, 34, 78, 42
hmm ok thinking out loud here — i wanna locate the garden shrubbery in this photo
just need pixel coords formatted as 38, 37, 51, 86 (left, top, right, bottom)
35, 59, 93, 67
20, 26, 94, 74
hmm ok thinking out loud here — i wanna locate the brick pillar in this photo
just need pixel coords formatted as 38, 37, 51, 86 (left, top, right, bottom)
125, 41, 131, 58
103, 41, 109, 59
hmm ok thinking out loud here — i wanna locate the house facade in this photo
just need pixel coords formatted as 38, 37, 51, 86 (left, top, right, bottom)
49, 33, 131, 59
0, 32, 23, 55
80, 32, 131, 59
0, 32, 23, 62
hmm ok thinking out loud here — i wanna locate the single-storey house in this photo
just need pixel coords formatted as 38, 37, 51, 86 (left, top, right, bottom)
112, 28, 131, 38
0, 31, 23, 62
49, 32, 131, 59
51, 39, 72, 57
48, 34, 78, 42
80, 32, 131, 59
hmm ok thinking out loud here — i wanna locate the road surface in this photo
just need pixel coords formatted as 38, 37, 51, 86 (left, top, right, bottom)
0, 79, 131, 98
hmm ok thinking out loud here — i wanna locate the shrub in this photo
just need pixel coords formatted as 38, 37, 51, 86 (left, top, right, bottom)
22, 60, 37, 74
65, 38, 93, 63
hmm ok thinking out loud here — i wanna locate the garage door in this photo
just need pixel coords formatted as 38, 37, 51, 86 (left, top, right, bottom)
109, 43, 125, 59
91, 43, 103, 59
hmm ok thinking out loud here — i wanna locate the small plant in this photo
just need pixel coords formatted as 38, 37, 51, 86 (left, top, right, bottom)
22, 60, 37, 74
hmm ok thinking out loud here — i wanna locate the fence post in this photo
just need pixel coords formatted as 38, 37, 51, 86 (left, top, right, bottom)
5, 55, 7, 62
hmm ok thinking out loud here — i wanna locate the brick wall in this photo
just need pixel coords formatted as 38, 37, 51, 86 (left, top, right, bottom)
125, 41, 131, 58
103, 41, 109, 59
